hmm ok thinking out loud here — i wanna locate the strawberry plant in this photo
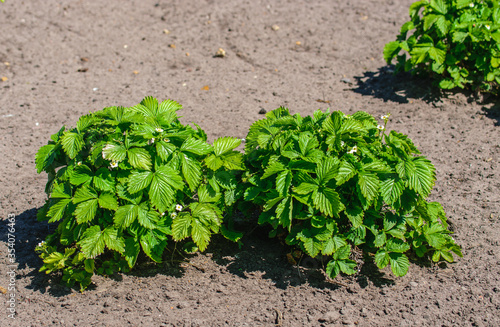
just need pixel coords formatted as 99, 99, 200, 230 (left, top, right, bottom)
384, 0, 500, 95
35, 96, 244, 290
241, 107, 462, 279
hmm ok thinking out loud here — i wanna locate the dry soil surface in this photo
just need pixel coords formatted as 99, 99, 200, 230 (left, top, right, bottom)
0, 0, 499, 326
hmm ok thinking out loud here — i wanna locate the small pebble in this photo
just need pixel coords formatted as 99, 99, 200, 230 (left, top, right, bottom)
259, 108, 267, 114
215, 48, 226, 57
271, 24, 280, 31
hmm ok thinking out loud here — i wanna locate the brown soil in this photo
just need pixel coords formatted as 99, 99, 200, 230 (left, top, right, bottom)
1, 0, 499, 326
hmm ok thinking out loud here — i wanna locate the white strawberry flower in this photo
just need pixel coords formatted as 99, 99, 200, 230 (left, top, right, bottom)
171, 212, 177, 219
148, 138, 155, 145
164, 138, 170, 143
37, 241, 45, 247
175, 204, 183, 211
155, 128, 164, 133
77, 161, 82, 166
486, 25, 491, 30
469, 3, 474, 8
377, 125, 385, 130
161, 212, 165, 216
110, 161, 119, 168
381, 114, 390, 120
348, 146, 358, 154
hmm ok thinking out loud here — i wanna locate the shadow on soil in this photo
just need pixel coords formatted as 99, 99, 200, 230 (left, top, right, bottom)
4, 207, 407, 297
352, 66, 443, 104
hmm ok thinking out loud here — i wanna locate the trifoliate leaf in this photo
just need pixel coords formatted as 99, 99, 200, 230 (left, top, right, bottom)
61, 132, 84, 159
389, 253, 410, 277
300, 236, 322, 258
316, 157, 340, 185
138, 209, 160, 229
213, 136, 241, 156
75, 198, 98, 224
127, 147, 152, 170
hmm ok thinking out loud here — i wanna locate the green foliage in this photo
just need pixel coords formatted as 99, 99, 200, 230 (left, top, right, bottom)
242, 108, 462, 279
35, 96, 244, 291
384, 0, 500, 95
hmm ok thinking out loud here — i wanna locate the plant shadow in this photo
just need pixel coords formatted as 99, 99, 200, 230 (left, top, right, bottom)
352, 66, 443, 104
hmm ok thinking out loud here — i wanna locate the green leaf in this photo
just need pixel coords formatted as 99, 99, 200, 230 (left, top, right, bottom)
374, 250, 390, 269
128, 170, 153, 193
191, 218, 211, 251
380, 177, 405, 205
98, 193, 118, 211
313, 187, 343, 217
204, 154, 224, 171
114, 204, 139, 228
336, 160, 357, 185
155, 140, 176, 161
127, 147, 152, 170
47, 198, 72, 222
180, 137, 212, 156
293, 182, 318, 195
345, 206, 364, 228
262, 159, 286, 179
149, 165, 184, 212
213, 136, 241, 156
221, 151, 245, 170
138, 210, 160, 229
72, 185, 98, 204
326, 260, 341, 279
102, 143, 127, 162
429, 0, 447, 15
337, 259, 357, 275
50, 182, 72, 199
357, 172, 379, 203
276, 170, 292, 196
276, 197, 293, 230
181, 154, 202, 192
35, 144, 58, 173
172, 212, 192, 241
220, 225, 243, 243
333, 244, 351, 261
75, 199, 98, 224
93, 168, 115, 192
316, 157, 339, 185
61, 132, 84, 159
386, 238, 411, 253
300, 236, 322, 258
214, 170, 236, 190
383, 41, 401, 63
78, 226, 105, 259
124, 237, 140, 268
389, 253, 410, 277
409, 156, 435, 197
102, 226, 125, 253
